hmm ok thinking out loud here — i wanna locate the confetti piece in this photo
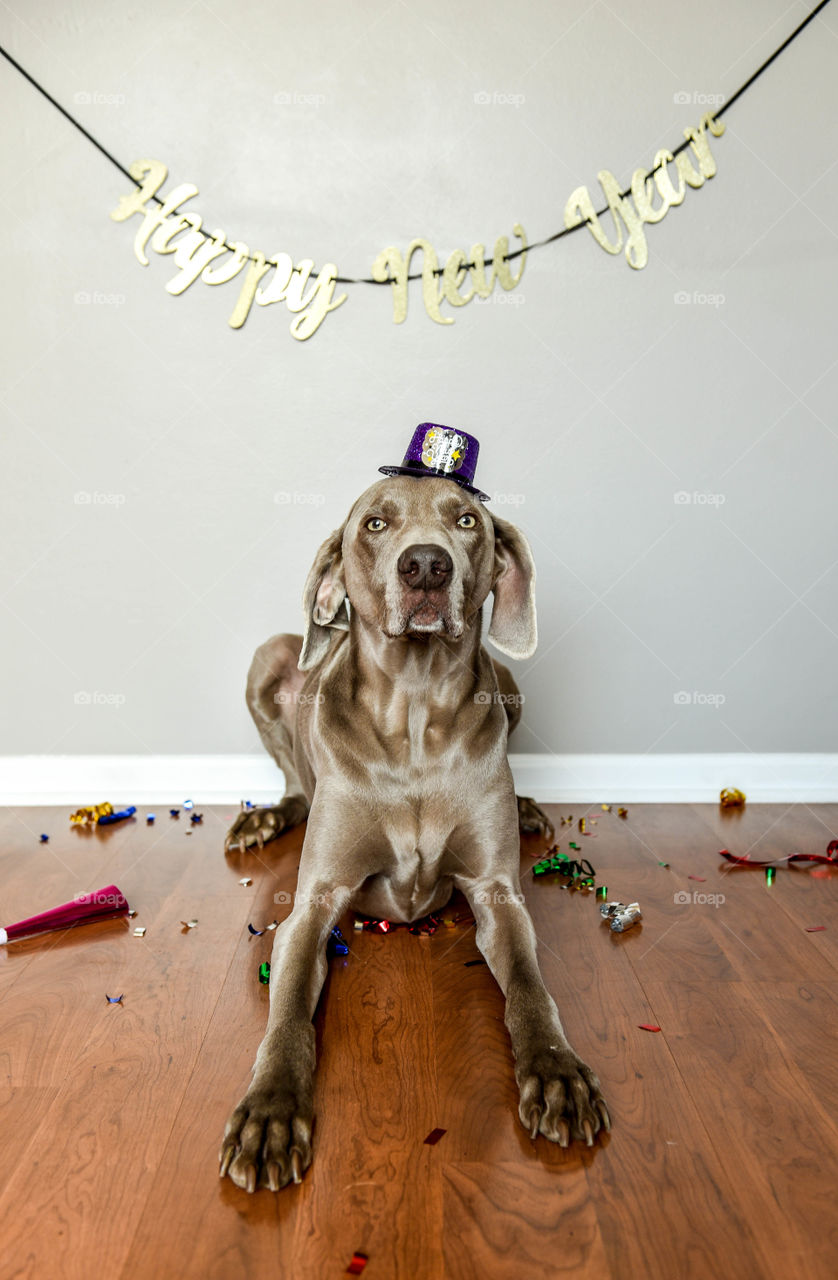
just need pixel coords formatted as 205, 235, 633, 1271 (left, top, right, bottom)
146, 814, 155, 824
805, 925, 827, 932
658, 861, 670, 868
133, 926, 146, 937
601, 804, 611, 812
578, 818, 586, 833
765, 867, 776, 885
638, 1024, 661, 1032
600, 901, 642, 932
618, 808, 628, 819
190, 813, 203, 824
98, 806, 136, 826
185, 829, 193, 835
423, 1128, 447, 1145
258, 961, 271, 984
346, 1253, 368, 1276
183, 799, 194, 810
70, 802, 113, 826
239, 877, 253, 887
596, 886, 608, 901
464, 958, 487, 967
569, 841, 580, 851
128, 909, 137, 918
248, 923, 264, 936
266, 920, 279, 931
688, 875, 706, 882
39, 834, 49, 843
180, 919, 198, 930
169, 809, 180, 819
105, 994, 123, 1004
720, 787, 746, 807
328, 926, 349, 956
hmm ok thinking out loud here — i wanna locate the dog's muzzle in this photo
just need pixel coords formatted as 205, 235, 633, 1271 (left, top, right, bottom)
395, 543, 456, 634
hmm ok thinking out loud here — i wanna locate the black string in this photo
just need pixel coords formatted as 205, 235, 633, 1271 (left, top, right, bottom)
0, 0, 832, 286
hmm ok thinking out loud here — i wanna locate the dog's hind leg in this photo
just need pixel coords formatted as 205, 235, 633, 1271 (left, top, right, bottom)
225, 634, 311, 853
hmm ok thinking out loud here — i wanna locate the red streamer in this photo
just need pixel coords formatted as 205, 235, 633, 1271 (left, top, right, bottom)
720, 841, 838, 869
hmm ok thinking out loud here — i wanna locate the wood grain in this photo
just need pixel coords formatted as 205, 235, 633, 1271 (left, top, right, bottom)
0, 802, 836, 1278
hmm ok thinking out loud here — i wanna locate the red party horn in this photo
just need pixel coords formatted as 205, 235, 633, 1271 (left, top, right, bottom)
0, 884, 129, 943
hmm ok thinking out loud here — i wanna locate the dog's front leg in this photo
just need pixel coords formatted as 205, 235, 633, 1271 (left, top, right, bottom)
464, 878, 611, 1147
219, 880, 349, 1192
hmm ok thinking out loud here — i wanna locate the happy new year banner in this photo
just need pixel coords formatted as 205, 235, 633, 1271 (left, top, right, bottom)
0, 1, 831, 342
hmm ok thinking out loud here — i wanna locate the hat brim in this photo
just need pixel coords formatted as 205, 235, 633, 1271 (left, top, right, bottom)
377, 465, 490, 503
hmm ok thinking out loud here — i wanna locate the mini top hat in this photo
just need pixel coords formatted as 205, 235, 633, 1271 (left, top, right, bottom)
378, 423, 490, 502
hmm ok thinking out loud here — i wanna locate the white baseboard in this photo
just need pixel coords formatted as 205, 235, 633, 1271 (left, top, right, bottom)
1, 753, 837, 805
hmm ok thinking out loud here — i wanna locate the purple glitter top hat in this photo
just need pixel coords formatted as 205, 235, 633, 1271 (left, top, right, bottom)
378, 423, 490, 502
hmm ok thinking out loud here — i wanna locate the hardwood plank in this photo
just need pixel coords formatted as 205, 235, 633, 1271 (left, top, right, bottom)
0, 806, 262, 1280
443, 1160, 609, 1279
643, 978, 838, 1279
1, 802, 837, 1278
290, 927, 442, 1279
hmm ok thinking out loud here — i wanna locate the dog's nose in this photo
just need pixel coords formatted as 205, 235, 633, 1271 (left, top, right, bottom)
397, 543, 453, 590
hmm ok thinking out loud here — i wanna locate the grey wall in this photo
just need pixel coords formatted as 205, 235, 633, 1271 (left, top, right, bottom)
2, 0, 836, 760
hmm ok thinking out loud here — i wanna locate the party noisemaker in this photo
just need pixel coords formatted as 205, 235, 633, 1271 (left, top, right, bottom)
0, 884, 129, 943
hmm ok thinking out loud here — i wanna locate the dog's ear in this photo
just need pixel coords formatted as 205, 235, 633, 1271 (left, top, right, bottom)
487, 513, 537, 660
299, 524, 349, 671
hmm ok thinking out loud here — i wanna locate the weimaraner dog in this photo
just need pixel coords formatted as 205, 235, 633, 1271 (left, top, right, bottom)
219, 475, 610, 1191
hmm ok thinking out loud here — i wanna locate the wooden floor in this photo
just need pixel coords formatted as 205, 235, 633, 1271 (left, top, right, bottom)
1, 801, 837, 1278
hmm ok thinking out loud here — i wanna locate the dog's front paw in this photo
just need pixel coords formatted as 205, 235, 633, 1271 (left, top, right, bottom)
516, 795, 555, 841
515, 1043, 610, 1148
219, 1077, 313, 1192
224, 797, 308, 853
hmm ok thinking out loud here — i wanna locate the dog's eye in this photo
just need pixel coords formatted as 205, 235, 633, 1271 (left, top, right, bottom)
365, 517, 387, 532
457, 513, 477, 529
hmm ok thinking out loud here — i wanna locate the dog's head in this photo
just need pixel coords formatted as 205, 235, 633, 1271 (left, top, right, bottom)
299, 477, 536, 670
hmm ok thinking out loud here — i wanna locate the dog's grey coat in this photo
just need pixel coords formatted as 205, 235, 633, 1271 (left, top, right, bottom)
220, 476, 609, 1191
